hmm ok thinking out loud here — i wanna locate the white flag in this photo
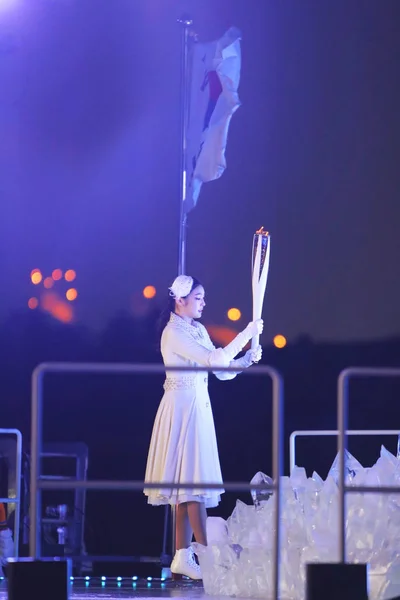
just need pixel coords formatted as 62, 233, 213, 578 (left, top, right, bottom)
185, 27, 241, 213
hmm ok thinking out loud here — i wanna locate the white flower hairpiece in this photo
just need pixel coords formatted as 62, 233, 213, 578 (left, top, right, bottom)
169, 275, 193, 300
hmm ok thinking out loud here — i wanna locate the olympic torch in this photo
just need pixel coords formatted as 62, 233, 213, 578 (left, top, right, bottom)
251, 227, 270, 349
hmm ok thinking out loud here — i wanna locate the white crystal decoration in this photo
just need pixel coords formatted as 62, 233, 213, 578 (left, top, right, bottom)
192, 446, 400, 600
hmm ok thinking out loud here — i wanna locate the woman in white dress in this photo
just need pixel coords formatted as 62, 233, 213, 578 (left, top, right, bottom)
144, 275, 263, 579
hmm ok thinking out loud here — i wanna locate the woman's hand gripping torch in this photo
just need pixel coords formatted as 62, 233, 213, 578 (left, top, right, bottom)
251, 227, 270, 353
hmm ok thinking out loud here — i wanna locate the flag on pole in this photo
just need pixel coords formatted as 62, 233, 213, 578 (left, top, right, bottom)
185, 27, 241, 213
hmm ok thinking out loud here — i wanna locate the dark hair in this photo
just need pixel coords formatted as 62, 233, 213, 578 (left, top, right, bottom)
157, 277, 202, 336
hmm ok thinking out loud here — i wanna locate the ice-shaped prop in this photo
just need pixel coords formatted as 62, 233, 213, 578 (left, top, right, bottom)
250, 471, 274, 506
193, 446, 400, 600
206, 517, 228, 545
328, 448, 364, 484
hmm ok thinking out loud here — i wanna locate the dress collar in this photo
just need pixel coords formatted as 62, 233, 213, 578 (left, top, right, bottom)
169, 312, 204, 338
169, 312, 197, 328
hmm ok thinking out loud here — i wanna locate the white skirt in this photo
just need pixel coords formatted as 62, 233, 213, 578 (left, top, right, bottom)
144, 386, 224, 508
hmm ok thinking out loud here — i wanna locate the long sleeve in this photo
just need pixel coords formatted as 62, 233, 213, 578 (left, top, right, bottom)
161, 317, 255, 379
196, 321, 253, 363
214, 358, 247, 380
222, 326, 253, 361
163, 326, 231, 368
197, 324, 241, 381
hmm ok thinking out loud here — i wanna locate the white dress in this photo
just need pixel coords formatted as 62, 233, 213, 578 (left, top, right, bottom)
144, 312, 237, 509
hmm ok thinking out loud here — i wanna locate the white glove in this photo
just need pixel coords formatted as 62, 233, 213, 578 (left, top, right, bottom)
222, 319, 264, 362
235, 345, 262, 369
239, 346, 262, 369
246, 345, 262, 364
246, 319, 264, 337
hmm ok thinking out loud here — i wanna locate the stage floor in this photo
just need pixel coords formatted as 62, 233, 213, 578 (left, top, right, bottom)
0, 577, 211, 600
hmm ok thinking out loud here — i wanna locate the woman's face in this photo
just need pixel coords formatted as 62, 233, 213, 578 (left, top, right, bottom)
177, 285, 206, 320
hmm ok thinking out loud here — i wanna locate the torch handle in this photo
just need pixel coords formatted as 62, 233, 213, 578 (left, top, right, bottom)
251, 233, 270, 350
251, 286, 263, 349
251, 299, 263, 348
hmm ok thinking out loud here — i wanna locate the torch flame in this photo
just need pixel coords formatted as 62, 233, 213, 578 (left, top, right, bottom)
255, 226, 269, 236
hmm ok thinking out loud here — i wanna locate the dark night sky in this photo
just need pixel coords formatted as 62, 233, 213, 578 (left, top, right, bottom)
1, 0, 399, 341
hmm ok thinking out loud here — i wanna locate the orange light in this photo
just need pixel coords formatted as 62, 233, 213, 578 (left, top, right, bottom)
42, 292, 73, 323
273, 334, 287, 349
28, 297, 38, 309
66, 288, 78, 301
65, 269, 76, 282
206, 325, 238, 346
227, 308, 241, 322
52, 302, 73, 323
31, 271, 42, 285
43, 277, 54, 289
143, 285, 156, 299
52, 269, 63, 281
31, 271, 43, 285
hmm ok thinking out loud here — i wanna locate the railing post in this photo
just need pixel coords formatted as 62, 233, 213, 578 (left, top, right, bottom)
337, 370, 349, 563
30, 366, 44, 559
271, 369, 284, 600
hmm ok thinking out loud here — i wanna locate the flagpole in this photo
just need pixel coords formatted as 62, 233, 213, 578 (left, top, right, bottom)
177, 14, 193, 276
168, 14, 194, 563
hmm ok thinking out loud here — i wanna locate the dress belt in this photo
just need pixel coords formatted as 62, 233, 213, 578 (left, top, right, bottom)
163, 375, 209, 391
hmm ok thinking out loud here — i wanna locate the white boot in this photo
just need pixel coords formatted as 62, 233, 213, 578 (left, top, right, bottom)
170, 547, 202, 580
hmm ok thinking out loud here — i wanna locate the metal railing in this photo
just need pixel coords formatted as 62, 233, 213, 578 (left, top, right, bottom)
290, 429, 400, 473
30, 362, 284, 600
0, 428, 22, 558
337, 367, 400, 563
